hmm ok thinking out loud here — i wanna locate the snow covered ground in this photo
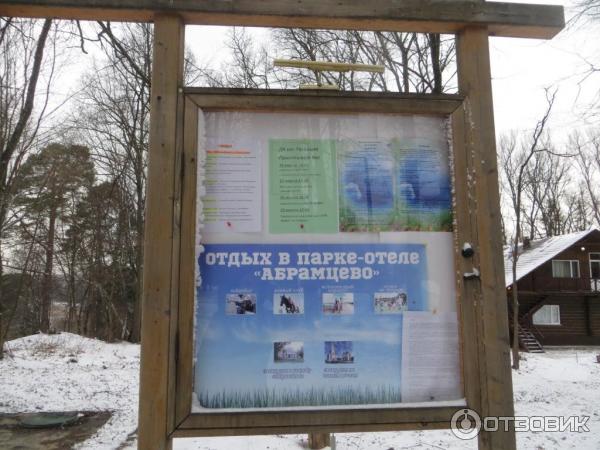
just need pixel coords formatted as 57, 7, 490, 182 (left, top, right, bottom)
1, 333, 599, 449
0, 333, 139, 449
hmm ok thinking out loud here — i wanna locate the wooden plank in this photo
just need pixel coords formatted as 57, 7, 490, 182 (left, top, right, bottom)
166, 22, 186, 436
137, 14, 184, 450
172, 420, 450, 438
186, 88, 464, 116
177, 404, 465, 432
455, 27, 516, 450
450, 105, 483, 414
174, 98, 198, 426
585, 296, 592, 336
0, 0, 564, 39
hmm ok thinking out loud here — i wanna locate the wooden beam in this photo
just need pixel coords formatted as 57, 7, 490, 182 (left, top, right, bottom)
185, 88, 464, 116
137, 13, 184, 450
455, 27, 516, 450
176, 403, 465, 434
451, 97, 483, 415
0, 0, 564, 39
172, 420, 451, 438
174, 97, 198, 427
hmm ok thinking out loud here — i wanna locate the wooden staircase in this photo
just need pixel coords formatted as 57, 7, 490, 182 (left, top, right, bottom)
517, 325, 544, 353
508, 299, 546, 353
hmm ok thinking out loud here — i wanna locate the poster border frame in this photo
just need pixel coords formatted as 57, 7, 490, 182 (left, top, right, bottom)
170, 88, 483, 436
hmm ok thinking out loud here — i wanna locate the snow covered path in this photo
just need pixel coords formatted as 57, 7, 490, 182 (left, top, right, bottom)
1, 333, 598, 449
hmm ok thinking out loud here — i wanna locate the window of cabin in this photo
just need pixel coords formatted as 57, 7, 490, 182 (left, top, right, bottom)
532, 305, 561, 326
590, 253, 600, 279
551, 260, 580, 278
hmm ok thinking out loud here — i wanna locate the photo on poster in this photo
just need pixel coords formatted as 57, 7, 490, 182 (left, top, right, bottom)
225, 293, 257, 315
338, 140, 395, 232
274, 341, 304, 363
322, 293, 354, 315
374, 291, 408, 314
338, 138, 452, 232
392, 138, 452, 231
325, 341, 354, 364
273, 291, 304, 315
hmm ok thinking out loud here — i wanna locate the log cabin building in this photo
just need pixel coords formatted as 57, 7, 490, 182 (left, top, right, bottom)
504, 228, 600, 352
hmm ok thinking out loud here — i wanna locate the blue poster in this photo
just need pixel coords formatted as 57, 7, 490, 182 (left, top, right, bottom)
194, 243, 428, 409
338, 139, 452, 232
338, 141, 395, 232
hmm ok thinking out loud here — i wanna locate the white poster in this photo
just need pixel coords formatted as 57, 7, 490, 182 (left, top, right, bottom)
401, 311, 462, 403
203, 143, 261, 232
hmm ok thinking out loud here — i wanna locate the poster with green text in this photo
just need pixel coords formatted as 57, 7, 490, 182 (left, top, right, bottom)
269, 139, 338, 233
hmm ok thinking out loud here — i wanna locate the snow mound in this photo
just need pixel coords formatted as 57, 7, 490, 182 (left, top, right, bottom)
1, 332, 139, 449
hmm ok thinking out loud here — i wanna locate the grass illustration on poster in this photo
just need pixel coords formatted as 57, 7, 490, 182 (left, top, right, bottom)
194, 243, 426, 409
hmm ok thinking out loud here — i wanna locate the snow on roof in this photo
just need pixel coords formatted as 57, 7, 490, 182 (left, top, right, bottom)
504, 228, 600, 287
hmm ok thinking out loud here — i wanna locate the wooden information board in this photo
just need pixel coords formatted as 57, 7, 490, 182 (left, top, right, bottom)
0, 1, 565, 449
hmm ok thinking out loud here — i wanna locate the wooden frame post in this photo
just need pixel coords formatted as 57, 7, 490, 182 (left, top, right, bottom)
138, 13, 184, 450
309, 432, 331, 449
454, 27, 516, 450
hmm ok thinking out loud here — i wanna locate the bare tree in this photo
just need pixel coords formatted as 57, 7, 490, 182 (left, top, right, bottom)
0, 18, 54, 358
500, 89, 556, 370
70, 22, 152, 342
71, 22, 199, 341
572, 129, 600, 227
520, 148, 573, 238
197, 28, 456, 93
572, 0, 600, 23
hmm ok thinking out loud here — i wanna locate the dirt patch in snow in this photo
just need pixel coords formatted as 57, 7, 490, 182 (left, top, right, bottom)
0, 411, 111, 450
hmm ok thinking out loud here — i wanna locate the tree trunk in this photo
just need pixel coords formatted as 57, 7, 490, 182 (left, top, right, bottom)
40, 206, 56, 333
131, 204, 143, 343
67, 255, 76, 332
0, 216, 8, 360
511, 223, 521, 370
429, 33, 442, 94
511, 278, 520, 370
399, 39, 410, 93
0, 235, 5, 359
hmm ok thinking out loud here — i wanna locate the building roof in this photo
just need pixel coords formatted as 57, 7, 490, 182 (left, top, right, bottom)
504, 228, 600, 287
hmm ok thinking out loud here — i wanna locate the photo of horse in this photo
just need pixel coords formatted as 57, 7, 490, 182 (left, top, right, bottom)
322, 293, 354, 315
374, 291, 407, 314
225, 293, 257, 315
273, 291, 304, 315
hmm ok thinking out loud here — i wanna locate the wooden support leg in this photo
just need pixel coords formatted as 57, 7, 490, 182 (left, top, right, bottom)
455, 27, 517, 450
308, 432, 331, 449
137, 14, 184, 450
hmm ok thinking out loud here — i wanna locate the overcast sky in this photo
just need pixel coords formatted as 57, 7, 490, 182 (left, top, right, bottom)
185, 3, 596, 145
490, 0, 599, 143
39, 0, 598, 147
